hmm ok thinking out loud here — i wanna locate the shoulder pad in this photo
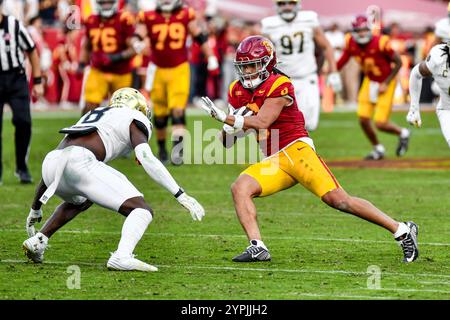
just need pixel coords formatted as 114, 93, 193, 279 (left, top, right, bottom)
120, 11, 135, 24
267, 75, 292, 97
261, 15, 279, 26
378, 35, 391, 51
298, 10, 319, 23
188, 7, 196, 20
344, 33, 353, 48
228, 80, 240, 98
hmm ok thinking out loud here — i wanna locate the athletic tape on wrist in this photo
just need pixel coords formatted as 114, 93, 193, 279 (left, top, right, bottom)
233, 115, 244, 129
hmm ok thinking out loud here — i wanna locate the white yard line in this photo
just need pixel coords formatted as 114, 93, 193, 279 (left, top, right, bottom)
1, 259, 449, 280
362, 288, 450, 294
285, 292, 395, 299
2, 228, 449, 246
417, 281, 450, 286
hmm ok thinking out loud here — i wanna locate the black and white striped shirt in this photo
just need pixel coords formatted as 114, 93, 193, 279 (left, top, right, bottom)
0, 14, 35, 72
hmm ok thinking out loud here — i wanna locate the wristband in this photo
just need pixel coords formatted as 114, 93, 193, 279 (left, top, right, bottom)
30, 208, 41, 214
233, 115, 245, 130
109, 52, 124, 63
174, 188, 184, 198
33, 76, 43, 84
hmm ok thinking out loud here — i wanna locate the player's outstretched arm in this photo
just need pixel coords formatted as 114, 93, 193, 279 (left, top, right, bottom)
130, 123, 205, 221
314, 27, 342, 92
188, 17, 218, 73
408, 62, 432, 128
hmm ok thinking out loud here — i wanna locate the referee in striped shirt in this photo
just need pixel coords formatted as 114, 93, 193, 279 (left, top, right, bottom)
0, 0, 43, 185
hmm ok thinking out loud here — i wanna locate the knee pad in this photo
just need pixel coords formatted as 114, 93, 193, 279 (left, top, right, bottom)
154, 116, 169, 129
130, 208, 153, 223
171, 112, 186, 126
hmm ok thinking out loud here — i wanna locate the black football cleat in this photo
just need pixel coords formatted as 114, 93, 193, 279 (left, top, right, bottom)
232, 240, 271, 262
15, 169, 33, 184
396, 131, 411, 157
158, 149, 169, 165
396, 221, 419, 263
364, 149, 385, 161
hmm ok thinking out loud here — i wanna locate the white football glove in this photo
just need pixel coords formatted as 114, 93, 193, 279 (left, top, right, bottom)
222, 106, 236, 134
131, 39, 146, 55
26, 208, 43, 237
222, 106, 254, 134
200, 96, 227, 122
207, 55, 219, 71
406, 106, 422, 128
177, 192, 205, 221
327, 72, 343, 92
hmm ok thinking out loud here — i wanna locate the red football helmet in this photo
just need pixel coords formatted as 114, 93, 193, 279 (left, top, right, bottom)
234, 36, 277, 89
351, 14, 373, 45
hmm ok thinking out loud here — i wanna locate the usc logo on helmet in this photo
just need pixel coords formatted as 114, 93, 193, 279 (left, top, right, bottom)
261, 40, 274, 56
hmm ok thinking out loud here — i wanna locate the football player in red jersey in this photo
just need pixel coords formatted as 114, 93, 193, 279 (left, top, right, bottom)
79, 0, 144, 114
337, 14, 411, 160
200, 36, 418, 263
138, 0, 219, 165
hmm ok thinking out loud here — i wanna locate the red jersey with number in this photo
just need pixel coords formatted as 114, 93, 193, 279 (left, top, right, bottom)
337, 34, 396, 83
84, 11, 136, 74
138, 7, 195, 68
228, 74, 309, 157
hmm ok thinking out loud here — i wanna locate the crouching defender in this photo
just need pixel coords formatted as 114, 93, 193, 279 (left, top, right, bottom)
200, 36, 419, 263
23, 88, 205, 271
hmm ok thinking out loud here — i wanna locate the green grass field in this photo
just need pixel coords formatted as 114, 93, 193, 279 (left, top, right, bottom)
0, 110, 449, 300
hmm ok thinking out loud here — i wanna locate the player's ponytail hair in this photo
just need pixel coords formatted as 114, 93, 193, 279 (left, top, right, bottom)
272, 66, 291, 79
440, 44, 450, 69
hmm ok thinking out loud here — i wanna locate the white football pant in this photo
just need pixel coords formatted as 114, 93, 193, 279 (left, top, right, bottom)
292, 73, 320, 131
437, 109, 450, 148
42, 146, 143, 211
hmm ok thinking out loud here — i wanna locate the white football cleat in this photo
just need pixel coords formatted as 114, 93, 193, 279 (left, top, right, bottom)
107, 252, 158, 272
23, 232, 48, 263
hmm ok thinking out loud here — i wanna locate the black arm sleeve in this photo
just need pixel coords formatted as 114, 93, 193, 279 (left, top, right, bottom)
193, 32, 208, 46
133, 120, 150, 140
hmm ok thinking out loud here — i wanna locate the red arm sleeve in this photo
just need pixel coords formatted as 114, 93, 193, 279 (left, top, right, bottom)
337, 49, 351, 71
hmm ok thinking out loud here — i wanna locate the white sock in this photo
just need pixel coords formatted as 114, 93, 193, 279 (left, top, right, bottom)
250, 239, 267, 250
393, 222, 409, 239
375, 144, 385, 153
116, 208, 153, 257
400, 128, 410, 138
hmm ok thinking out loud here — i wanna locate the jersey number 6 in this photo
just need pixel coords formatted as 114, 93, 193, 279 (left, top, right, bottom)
81, 107, 110, 124
89, 27, 118, 53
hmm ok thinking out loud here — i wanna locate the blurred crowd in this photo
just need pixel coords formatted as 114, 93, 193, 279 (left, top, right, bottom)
0, 0, 441, 110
